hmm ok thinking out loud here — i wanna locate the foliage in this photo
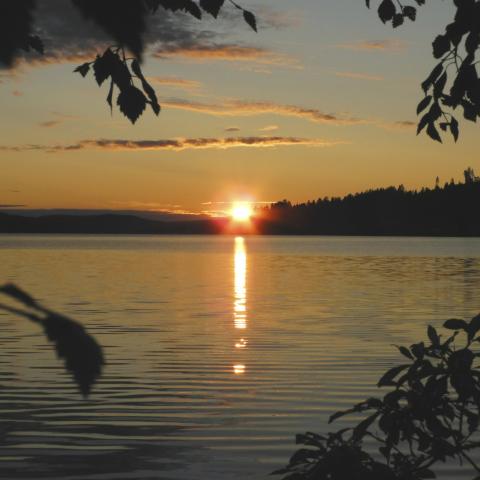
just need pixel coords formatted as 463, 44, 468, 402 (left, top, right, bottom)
274, 314, 480, 480
74, 48, 161, 123
0, 283, 104, 397
0, 0, 256, 123
367, 0, 480, 143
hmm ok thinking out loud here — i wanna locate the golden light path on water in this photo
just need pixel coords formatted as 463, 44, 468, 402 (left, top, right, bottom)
233, 236, 247, 375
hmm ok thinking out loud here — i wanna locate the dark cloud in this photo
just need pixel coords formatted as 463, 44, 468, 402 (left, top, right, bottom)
0, 136, 341, 153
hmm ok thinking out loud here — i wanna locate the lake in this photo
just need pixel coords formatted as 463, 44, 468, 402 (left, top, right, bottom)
1, 235, 480, 479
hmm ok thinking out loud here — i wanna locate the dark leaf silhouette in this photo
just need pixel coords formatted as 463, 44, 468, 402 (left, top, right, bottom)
243, 10, 257, 32
42, 312, 104, 397
117, 85, 147, 124
417, 95, 432, 115
367, 0, 480, 141
200, 0, 225, 18
106, 79, 114, 112
444, 318, 469, 331
0, 283, 104, 397
74, 62, 91, 77
378, 0, 395, 23
276, 314, 480, 480
427, 122, 442, 143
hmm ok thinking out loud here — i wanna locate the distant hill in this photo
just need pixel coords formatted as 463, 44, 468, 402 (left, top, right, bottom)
0, 213, 226, 234
1, 174, 480, 236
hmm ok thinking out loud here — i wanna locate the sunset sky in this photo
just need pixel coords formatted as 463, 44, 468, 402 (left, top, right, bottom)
1, 0, 478, 216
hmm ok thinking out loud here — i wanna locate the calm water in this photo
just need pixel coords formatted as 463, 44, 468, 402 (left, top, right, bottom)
1, 235, 480, 479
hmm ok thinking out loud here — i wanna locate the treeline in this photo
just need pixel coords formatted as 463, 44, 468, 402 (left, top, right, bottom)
1, 169, 480, 236
258, 169, 480, 236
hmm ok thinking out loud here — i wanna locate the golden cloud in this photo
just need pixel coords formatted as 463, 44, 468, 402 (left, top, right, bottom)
0, 136, 343, 153
162, 99, 365, 125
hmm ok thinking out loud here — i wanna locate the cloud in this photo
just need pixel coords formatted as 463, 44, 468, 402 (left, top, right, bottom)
153, 43, 300, 68
148, 76, 202, 91
0, 204, 26, 208
5, 1, 213, 69
39, 120, 61, 128
0, 136, 342, 153
162, 98, 365, 125
334, 71, 384, 81
225, 126, 241, 132
37, 111, 78, 128
6, 1, 299, 74
382, 120, 416, 130
335, 40, 406, 52
260, 125, 279, 132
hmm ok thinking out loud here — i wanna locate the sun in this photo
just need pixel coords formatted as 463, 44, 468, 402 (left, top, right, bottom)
230, 202, 253, 222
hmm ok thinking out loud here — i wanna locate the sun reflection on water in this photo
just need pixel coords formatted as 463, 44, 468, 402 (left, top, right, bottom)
233, 237, 248, 374
234, 237, 247, 330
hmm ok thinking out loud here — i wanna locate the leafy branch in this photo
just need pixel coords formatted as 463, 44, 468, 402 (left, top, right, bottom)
367, 0, 480, 143
0, 284, 104, 397
275, 314, 480, 479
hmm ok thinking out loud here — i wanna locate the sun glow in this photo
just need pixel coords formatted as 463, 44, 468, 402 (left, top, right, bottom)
230, 202, 253, 222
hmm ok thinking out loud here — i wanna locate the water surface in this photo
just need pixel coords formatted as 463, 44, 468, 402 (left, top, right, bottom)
1, 235, 480, 479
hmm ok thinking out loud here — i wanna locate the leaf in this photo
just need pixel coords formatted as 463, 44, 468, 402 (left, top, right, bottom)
444, 318, 469, 331
377, 364, 410, 387
433, 72, 447, 98
427, 122, 442, 143
428, 325, 440, 346
394, 344, 414, 360
189, 0, 203, 19
450, 116, 459, 142
432, 34, 450, 59
117, 85, 147, 124
106, 80, 114, 113
199, 0, 225, 18
378, 0, 395, 23
403, 6, 416, 21
417, 111, 430, 135
468, 314, 480, 338
392, 13, 404, 28
74, 62, 90, 78
329, 407, 356, 423
462, 100, 477, 122
42, 313, 105, 397
243, 10, 257, 32
93, 50, 115, 86
131, 59, 161, 115
0, 284, 105, 397
417, 96, 432, 115
352, 412, 379, 441
421, 63, 443, 93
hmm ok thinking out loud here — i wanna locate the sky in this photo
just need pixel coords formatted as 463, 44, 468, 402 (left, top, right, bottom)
0, 0, 479, 216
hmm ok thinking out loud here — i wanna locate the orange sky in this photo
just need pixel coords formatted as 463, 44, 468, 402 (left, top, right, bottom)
0, 0, 478, 216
